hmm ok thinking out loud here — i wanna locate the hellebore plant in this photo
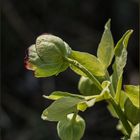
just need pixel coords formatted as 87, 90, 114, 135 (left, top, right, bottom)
25, 19, 140, 140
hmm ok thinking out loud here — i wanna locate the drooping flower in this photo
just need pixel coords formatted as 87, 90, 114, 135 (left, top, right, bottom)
25, 34, 71, 77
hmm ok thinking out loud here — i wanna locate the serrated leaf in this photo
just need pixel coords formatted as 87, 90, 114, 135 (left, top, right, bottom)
41, 97, 83, 121
124, 85, 140, 108
112, 30, 133, 92
97, 19, 114, 68
124, 98, 140, 125
70, 51, 105, 76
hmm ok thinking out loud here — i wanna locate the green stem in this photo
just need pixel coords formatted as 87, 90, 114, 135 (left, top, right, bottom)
65, 57, 132, 136
109, 98, 132, 136
65, 57, 102, 91
105, 71, 131, 135
105, 71, 115, 96
71, 111, 78, 123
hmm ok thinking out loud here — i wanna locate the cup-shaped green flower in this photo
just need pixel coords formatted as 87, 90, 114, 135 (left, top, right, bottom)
57, 113, 85, 140
25, 34, 71, 77
78, 76, 101, 96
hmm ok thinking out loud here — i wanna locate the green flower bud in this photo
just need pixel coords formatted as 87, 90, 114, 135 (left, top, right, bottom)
25, 34, 71, 77
57, 113, 85, 140
78, 76, 100, 96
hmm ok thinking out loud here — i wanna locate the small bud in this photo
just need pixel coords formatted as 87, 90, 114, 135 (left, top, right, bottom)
57, 113, 85, 140
25, 34, 71, 77
78, 76, 100, 96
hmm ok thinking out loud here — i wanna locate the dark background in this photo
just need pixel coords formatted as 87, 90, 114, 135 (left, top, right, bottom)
1, 0, 139, 140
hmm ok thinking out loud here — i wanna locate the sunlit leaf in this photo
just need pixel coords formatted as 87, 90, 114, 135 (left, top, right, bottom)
124, 85, 140, 108
112, 30, 133, 92
97, 19, 114, 68
41, 97, 83, 121
43, 91, 85, 100
70, 51, 105, 77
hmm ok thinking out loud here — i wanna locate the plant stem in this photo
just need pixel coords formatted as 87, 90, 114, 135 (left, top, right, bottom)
71, 111, 78, 123
109, 98, 132, 136
105, 71, 132, 135
65, 57, 102, 91
65, 57, 132, 136
105, 71, 115, 96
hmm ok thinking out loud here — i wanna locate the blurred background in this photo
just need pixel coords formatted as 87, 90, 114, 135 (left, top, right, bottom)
1, 0, 139, 140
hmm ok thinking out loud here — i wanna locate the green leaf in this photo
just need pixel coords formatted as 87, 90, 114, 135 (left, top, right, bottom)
130, 123, 140, 140
124, 98, 140, 125
41, 97, 83, 121
70, 51, 105, 76
119, 90, 128, 110
97, 19, 114, 68
43, 91, 85, 100
124, 85, 140, 108
112, 30, 133, 92
78, 76, 101, 96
